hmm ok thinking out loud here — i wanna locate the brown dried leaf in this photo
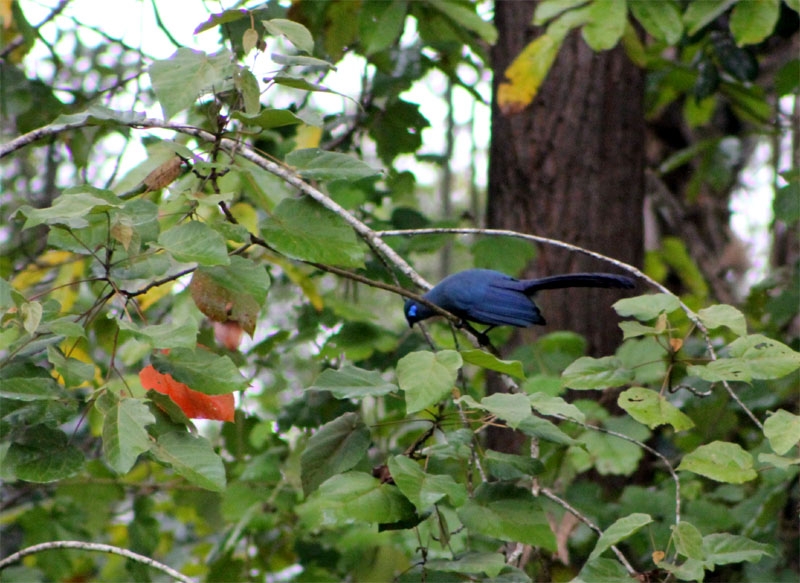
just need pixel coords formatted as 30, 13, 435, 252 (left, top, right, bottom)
143, 156, 182, 191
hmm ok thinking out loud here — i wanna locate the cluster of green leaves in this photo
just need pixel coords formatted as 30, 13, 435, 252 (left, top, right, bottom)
2, 1, 799, 583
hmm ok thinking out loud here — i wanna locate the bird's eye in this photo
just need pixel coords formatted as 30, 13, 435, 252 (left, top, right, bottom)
408, 305, 417, 317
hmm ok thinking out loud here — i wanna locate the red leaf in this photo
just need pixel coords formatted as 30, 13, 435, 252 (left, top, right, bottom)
139, 364, 235, 422
213, 320, 244, 351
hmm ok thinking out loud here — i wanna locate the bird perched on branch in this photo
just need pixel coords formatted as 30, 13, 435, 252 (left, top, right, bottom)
404, 268, 635, 329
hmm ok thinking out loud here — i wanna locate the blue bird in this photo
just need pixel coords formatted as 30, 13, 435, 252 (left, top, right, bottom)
404, 268, 634, 328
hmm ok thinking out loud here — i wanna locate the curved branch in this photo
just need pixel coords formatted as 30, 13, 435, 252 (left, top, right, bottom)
0, 541, 195, 583
379, 227, 763, 430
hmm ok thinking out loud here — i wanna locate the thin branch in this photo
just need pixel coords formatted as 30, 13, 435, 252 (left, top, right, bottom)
539, 487, 638, 576
550, 413, 682, 526
378, 227, 763, 430
0, 541, 195, 583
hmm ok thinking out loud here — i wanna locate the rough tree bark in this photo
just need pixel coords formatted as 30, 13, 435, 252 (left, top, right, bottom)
487, 0, 645, 358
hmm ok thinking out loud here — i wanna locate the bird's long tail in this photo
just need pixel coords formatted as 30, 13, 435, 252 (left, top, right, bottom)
521, 273, 635, 294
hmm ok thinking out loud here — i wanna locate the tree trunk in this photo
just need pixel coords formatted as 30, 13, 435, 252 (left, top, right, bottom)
488, 0, 645, 357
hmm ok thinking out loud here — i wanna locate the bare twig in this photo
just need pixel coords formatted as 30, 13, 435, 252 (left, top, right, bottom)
0, 541, 195, 583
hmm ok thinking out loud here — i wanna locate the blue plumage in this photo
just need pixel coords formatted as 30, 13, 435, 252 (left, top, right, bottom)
404, 268, 634, 328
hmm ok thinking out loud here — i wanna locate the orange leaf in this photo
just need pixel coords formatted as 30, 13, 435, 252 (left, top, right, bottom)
139, 364, 235, 422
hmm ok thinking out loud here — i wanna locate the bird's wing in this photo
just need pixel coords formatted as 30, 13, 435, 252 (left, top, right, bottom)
464, 279, 544, 327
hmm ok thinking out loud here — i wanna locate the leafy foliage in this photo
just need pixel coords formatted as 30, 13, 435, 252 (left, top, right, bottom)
1, 1, 797, 582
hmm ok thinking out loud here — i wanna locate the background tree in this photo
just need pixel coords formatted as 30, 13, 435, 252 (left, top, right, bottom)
489, 0, 645, 357
1, 1, 798, 582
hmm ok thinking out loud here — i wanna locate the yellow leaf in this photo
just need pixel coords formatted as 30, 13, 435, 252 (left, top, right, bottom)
497, 33, 563, 115
266, 255, 323, 311
1, 0, 12, 29
52, 257, 86, 313
230, 202, 259, 234
294, 125, 322, 149
11, 250, 74, 290
137, 281, 175, 312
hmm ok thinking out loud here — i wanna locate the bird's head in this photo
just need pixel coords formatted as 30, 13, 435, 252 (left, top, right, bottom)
403, 298, 434, 327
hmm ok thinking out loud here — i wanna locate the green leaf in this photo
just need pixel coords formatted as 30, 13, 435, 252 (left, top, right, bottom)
397, 350, 462, 414
146, 390, 196, 430
425, 552, 506, 579
528, 392, 585, 423
18, 186, 122, 230
613, 293, 681, 320
562, 356, 634, 390
0, 376, 60, 401
672, 521, 704, 561
151, 431, 226, 491
687, 358, 752, 383
262, 18, 314, 54
683, 0, 736, 36
774, 181, 800, 223
460, 349, 525, 379
575, 557, 632, 583
727, 334, 800, 379
619, 320, 663, 339
456, 483, 556, 551
300, 412, 370, 496
630, 0, 683, 44
656, 557, 705, 582
149, 49, 235, 119
484, 449, 544, 480
427, 0, 498, 44
581, 0, 627, 51
757, 452, 800, 469
534, 0, 590, 25
271, 53, 336, 69
479, 393, 532, 429
235, 67, 260, 114
194, 8, 248, 34
688, 334, 800, 382
285, 148, 380, 182
471, 237, 536, 276
678, 441, 757, 483
233, 108, 314, 129
589, 513, 652, 560
270, 74, 355, 103
46, 346, 94, 389
360, 0, 408, 55
2, 425, 84, 482
297, 472, 416, 526
307, 365, 398, 399
51, 105, 147, 127
117, 319, 198, 350
518, 415, 576, 445
96, 392, 155, 474
157, 221, 230, 266
19, 301, 42, 335
260, 196, 364, 268
151, 348, 247, 395
730, 0, 780, 46
576, 428, 643, 476
387, 455, 467, 510
702, 533, 775, 565
763, 409, 800, 455
697, 304, 747, 336
618, 387, 695, 432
